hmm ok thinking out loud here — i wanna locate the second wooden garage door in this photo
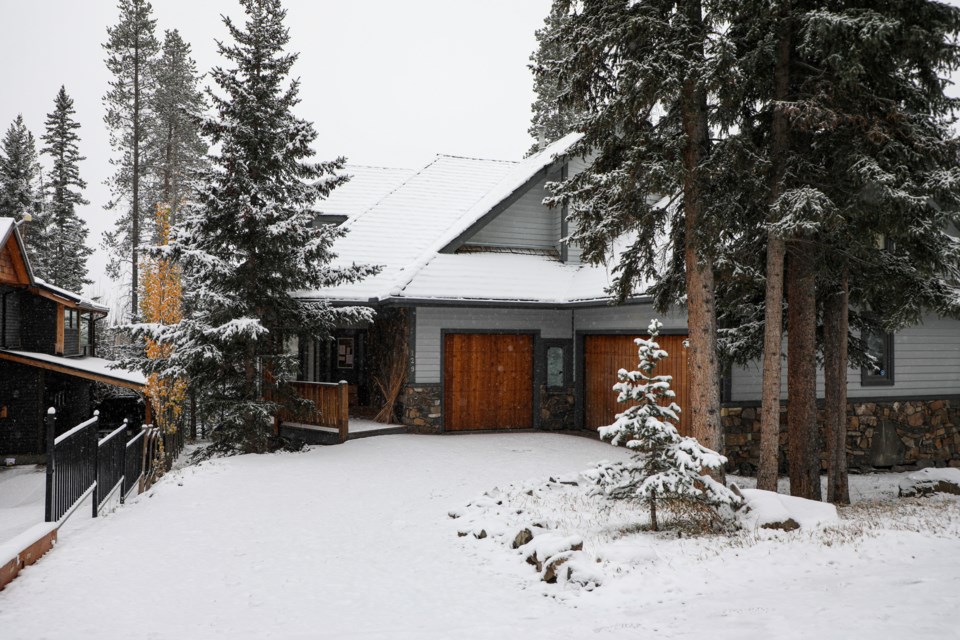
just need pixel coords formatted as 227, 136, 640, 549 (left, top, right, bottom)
443, 333, 533, 430
584, 334, 689, 435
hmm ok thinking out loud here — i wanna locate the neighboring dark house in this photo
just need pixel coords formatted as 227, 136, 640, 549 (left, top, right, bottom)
0, 218, 146, 463
294, 134, 960, 472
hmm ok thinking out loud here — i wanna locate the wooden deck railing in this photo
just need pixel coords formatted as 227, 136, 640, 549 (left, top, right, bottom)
280, 381, 349, 443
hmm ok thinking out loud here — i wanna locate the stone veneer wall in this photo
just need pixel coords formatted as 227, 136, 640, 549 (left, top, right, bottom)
540, 386, 575, 430
400, 384, 577, 432
400, 384, 442, 433
721, 398, 960, 474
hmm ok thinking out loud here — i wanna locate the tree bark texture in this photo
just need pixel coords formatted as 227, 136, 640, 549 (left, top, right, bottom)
131, 37, 142, 320
824, 269, 850, 504
757, 6, 792, 492
786, 248, 821, 500
680, 0, 723, 466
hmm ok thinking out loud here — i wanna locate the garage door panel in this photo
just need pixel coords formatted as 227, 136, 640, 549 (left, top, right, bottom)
584, 334, 689, 435
444, 333, 533, 431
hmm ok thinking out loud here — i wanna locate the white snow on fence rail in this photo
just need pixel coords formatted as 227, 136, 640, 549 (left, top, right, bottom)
98, 423, 127, 447
125, 430, 144, 449
54, 415, 98, 446
56, 483, 96, 525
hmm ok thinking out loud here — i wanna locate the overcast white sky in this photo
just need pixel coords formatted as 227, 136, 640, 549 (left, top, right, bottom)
0, 0, 552, 301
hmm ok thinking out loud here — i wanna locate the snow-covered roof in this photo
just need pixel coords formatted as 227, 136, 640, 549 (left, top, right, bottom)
397, 252, 621, 304
0, 350, 146, 389
318, 165, 416, 219
297, 133, 649, 306
34, 277, 109, 313
298, 154, 518, 302
0, 217, 108, 313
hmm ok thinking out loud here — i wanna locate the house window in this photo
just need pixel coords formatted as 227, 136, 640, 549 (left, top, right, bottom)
64, 308, 79, 330
337, 337, 354, 369
547, 346, 564, 388
543, 340, 571, 390
862, 332, 894, 386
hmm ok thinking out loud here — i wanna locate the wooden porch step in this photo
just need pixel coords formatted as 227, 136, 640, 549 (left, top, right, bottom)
346, 426, 407, 441
279, 420, 408, 446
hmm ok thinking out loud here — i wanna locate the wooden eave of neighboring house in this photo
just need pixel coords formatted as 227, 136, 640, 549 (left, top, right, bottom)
29, 282, 109, 316
0, 350, 145, 392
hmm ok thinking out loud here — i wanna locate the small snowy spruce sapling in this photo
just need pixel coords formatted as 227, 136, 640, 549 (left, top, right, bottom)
589, 320, 740, 531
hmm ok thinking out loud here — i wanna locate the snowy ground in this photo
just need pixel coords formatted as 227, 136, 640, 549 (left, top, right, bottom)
0, 433, 958, 639
0, 466, 46, 544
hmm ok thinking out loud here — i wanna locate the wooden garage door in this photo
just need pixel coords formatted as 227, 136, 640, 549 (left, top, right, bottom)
443, 333, 534, 430
584, 334, 689, 435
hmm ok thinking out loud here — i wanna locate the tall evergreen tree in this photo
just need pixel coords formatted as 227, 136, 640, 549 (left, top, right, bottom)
526, 3, 579, 156
134, 0, 376, 453
0, 115, 42, 222
543, 0, 726, 464
796, 1, 960, 502
146, 29, 207, 228
717, 0, 960, 500
103, 0, 159, 318
40, 86, 93, 291
0, 115, 47, 269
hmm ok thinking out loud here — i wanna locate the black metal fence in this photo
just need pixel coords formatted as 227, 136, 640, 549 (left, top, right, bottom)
94, 420, 128, 515
124, 426, 145, 498
44, 409, 98, 522
45, 409, 183, 524
163, 424, 185, 468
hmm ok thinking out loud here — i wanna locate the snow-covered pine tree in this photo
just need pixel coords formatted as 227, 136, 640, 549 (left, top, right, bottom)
145, 29, 207, 228
715, 0, 960, 502
588, 320, 740, 531
39, 86, 93, 291
0, 115, 42, 222
794, 1, 960, 503
137, 0, 377, 453
526, 3, 579, 156
0, 115, 49, 272
541, 0, 725, 465
102, 0, 160, 318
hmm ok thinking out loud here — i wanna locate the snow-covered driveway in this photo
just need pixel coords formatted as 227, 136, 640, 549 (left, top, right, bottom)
1, 433, 958, 640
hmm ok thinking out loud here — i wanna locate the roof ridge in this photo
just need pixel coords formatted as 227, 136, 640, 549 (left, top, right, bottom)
434, 153, 520, 164
340, 156, 446, 231
340, 163, 414, 172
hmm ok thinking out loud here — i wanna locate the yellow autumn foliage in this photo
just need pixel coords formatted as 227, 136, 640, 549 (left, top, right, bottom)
141, 204, 187, 434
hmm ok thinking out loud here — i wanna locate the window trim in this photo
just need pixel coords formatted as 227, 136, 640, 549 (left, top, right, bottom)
861, 332, 895, 387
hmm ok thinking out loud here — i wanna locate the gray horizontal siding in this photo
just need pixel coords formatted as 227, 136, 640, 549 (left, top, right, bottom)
468, 178, 557, 250
562, 157, 590, 266
573, 304, 688, 333
414, 306, 573, 384
730, 314, 960, 401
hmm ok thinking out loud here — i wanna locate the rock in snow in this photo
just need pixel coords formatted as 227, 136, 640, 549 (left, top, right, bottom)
737, 488, 839, 531
898, 468, 960, 498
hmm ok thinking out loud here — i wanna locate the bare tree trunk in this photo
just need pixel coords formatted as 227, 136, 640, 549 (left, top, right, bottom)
757, 8, 792, 492
786, 249, 821, 500
131, 39, 142, 320
189, 387, 197, 441
681, 0, 723, 473
649, 489, 659, 532
824, 269, 850, 504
